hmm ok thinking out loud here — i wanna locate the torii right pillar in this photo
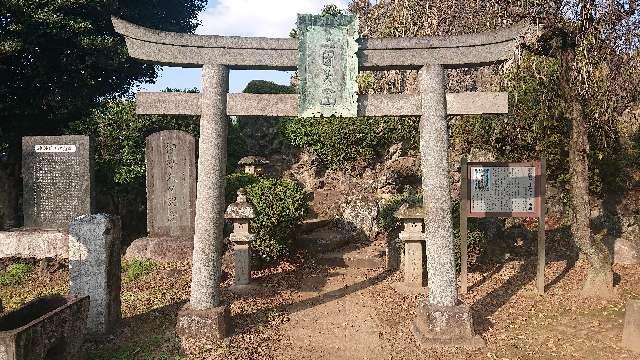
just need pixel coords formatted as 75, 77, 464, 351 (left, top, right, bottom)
414, 64, 485, 349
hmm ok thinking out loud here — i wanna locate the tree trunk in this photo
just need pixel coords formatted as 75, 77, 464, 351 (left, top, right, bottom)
562, 52, 613, 297
0, 161, 19, 229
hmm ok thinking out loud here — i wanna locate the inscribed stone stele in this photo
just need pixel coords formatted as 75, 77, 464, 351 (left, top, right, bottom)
22, 136, 92, 230
146, 130, 196, 238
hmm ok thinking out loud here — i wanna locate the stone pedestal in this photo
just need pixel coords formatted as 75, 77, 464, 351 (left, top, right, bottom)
404, 240, 425, 287
176, 303, 230, 342
68, 214, 121, 336
230, 237, 253, 287
395, 204, 426, 288
623, 299, 640, 352
412, 301, 485, 349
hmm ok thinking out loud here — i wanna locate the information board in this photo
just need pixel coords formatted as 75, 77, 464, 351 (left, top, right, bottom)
467, 162, 542, 217
460, 159, 546, 295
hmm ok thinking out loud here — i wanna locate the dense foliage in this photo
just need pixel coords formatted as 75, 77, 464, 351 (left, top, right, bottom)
280, 116, 418, 169
0, 0, 206, 160
226, 173, 309, 263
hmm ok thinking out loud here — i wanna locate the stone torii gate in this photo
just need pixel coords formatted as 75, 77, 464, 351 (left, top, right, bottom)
112, 17, 529, 347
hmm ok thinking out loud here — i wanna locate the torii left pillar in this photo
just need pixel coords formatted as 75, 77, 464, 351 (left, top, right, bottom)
413, 64, 485, 349
176, 64, 231, 342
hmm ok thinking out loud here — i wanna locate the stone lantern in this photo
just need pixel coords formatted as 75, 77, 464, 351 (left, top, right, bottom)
224, 189, 256, 290
395, 204, 425, 288
237, 156, 269, 176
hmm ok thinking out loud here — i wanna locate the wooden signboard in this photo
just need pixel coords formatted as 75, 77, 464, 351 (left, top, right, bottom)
460, 159, 546, 295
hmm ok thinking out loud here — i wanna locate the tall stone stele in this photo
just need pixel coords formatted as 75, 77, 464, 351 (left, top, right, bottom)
68, 214, 121, 337
125, 130, 197, 261
225, 189, 257, 292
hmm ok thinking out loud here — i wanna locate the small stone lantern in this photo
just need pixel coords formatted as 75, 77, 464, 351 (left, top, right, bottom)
238, 156, 269, 176
395, 204, 425, 288
224, 189, 256, 289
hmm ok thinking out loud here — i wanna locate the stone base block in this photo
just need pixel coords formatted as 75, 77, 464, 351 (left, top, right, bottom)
229, 283, 261, 295
391, 282, 428, 295
623, 300, 640, 352
317, 246, 386, 269
125, 236, 193, 262
176, 303, 230, 342
0, 229, 68, 259
412, 301, 485, 350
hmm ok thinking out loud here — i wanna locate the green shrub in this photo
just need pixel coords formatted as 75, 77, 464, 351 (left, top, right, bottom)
239, 178, 308, 263
0, 263, 33, 286
280, 116, 418, 169
122, 259, 156, 281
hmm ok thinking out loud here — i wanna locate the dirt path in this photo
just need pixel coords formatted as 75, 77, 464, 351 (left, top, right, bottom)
275, 268, 392, 360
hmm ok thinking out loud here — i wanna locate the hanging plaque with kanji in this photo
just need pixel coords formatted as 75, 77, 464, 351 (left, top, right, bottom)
297, 13, 359, 118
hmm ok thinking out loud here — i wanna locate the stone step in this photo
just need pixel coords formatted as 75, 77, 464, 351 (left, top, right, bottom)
317, 244, 387, 269
293, 225, 354, 255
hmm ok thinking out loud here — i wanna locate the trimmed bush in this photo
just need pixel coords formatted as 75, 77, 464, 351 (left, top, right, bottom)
246, 178, 308, 263
225, 174, 309, 263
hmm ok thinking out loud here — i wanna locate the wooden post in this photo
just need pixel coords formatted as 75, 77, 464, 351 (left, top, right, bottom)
537, 159, 546, 295
460, 158, 468, 294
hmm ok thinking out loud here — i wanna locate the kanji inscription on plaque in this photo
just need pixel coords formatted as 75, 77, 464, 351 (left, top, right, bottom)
466, 162, 542, 217
22, 136, 93, 229
297, 13, 359, 117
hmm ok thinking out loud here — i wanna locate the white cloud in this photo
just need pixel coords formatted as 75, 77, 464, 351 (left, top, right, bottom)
196, 0, 350, 37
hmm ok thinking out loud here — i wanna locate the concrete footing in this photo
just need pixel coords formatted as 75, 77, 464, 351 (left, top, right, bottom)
412, 301, 485, 349
0, 229, 68, 259
125, 237, 193, 262
176, 303, 230, 342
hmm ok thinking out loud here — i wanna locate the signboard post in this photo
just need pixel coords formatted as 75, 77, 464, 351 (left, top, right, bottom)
460, 159, 546, 295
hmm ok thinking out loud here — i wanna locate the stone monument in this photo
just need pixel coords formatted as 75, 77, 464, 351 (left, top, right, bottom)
112, 11, 529, 348
125, 130, 197, 261
0, 135, 93, 259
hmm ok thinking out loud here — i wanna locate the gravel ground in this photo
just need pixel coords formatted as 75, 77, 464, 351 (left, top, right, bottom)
1, 255, 638, 359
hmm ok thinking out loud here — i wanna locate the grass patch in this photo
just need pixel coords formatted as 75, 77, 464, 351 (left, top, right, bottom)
0, 263, 33, 286
89, 335, 185, 360
122, 259, 157, 281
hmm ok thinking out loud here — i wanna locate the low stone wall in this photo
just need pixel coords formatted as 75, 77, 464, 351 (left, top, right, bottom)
0, 295, 89, 360
0, 230, 68, 259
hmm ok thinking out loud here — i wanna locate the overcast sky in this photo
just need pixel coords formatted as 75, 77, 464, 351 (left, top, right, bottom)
136, 0, 349, 94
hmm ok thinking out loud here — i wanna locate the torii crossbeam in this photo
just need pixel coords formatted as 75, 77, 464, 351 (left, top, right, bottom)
112, 16, 529, 348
